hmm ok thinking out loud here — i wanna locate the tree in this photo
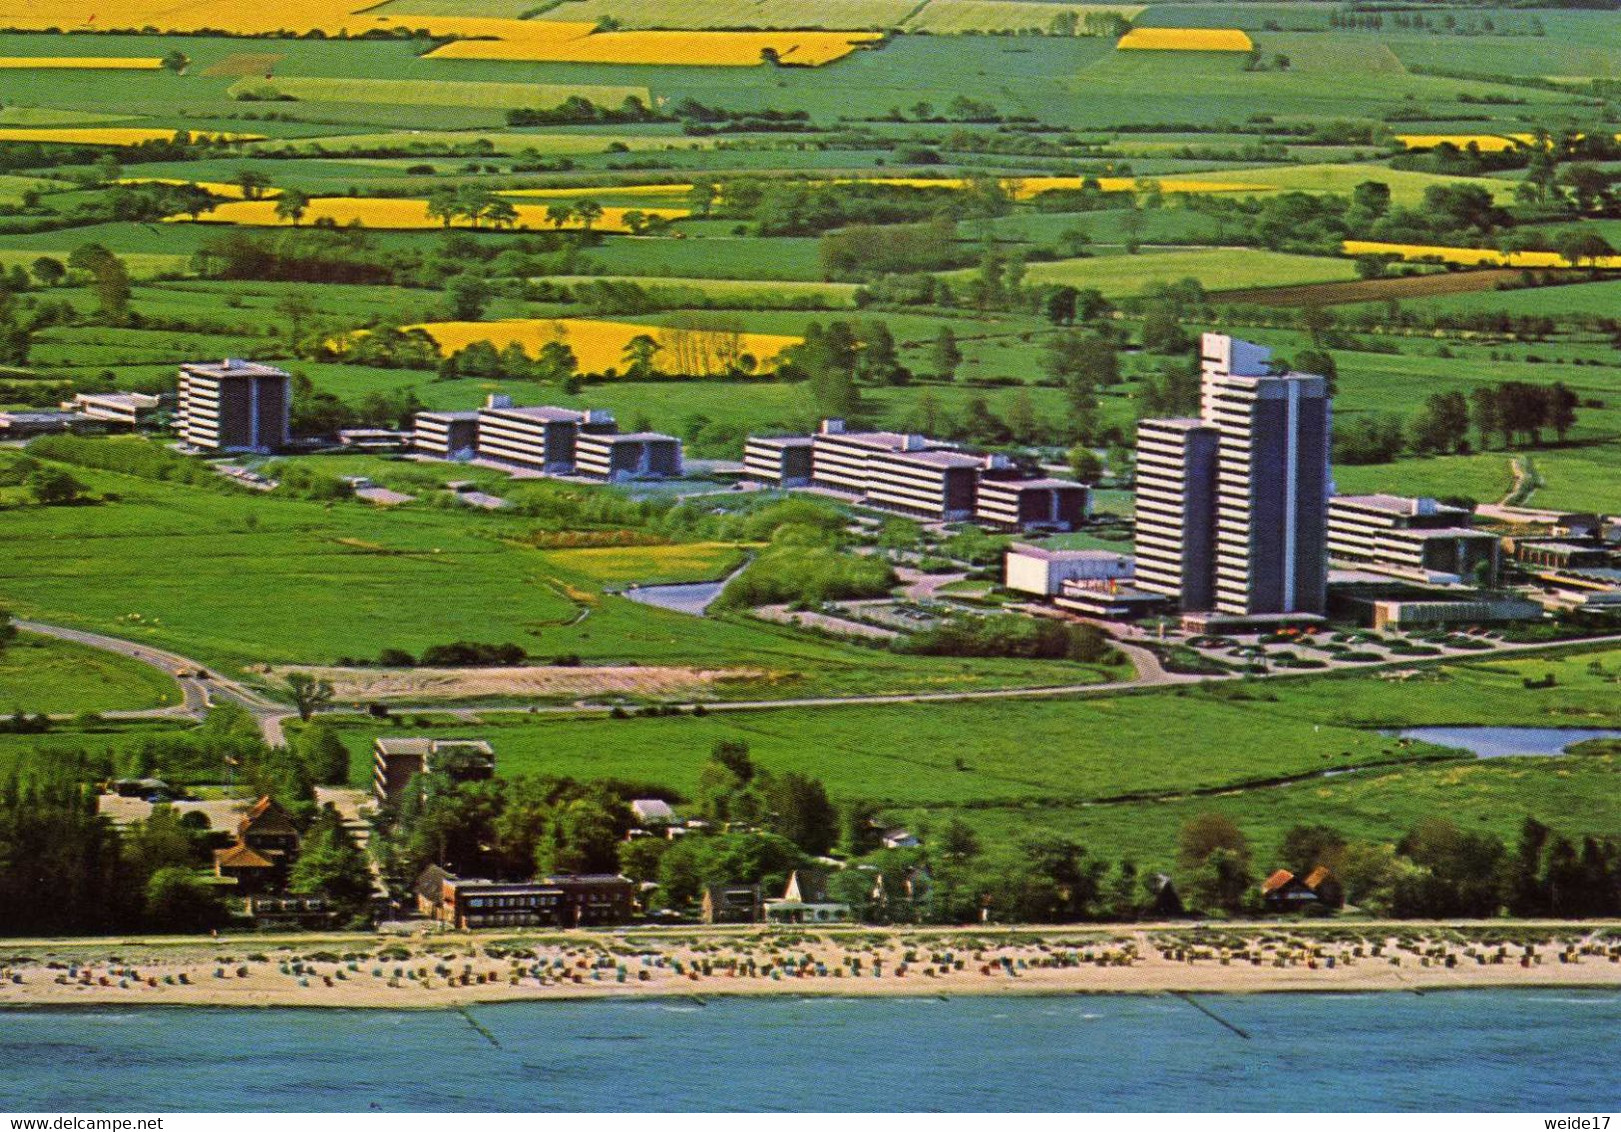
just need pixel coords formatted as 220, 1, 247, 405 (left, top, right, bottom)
289, 806, 373, 917
69, 244, 131, 320
234, 169, 271, 201
573, 199, 604, 233
545, 202, 575, 230
1544, 382, 1578, 443
0, 607, 14, 652
27, 467, 87, 506
929, 325, 962, 380
446, 273, 489, 321
764, 772, 838, 856
272, 290, 316, 351
1279, 823, 1347, 875
1469, 385, 1503, 451
1068, 444, 1102, 483
144, 867, 225, 932
1559, 164, 1613, 214
29, 256, 65, 287
621, 333, 661, 379
425, 185, 461, 229
855, 319, 908, 386
1044, 284, 1079, 326
1178, 813, 1252, 914
274, 188, 310, 226
537, 795, 625, 876
161, 50, 189, 72
1140, 303, 1189, 353
1044, 330, 1116, 442
685, 182, 719, 218
296, 721, 350, 786
1555, 228, 1614, 270
482, 197, 519, 230
535, 339, 577, 385
284, 671, 333, 722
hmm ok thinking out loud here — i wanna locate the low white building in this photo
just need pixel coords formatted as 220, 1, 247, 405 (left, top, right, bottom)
1004, 544, 1135, 597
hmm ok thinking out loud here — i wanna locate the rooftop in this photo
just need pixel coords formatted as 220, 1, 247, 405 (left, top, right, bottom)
481, 405, 588, 422
1334, 493, 1467, 517
1010, 543, 1128, 562
181, 358, 289, 380
891, 449, 982, 469
985, 477, 1086, 492
586, 431, 679, 443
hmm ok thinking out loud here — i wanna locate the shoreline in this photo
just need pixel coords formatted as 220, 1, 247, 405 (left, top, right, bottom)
4, 926, 1618, 1010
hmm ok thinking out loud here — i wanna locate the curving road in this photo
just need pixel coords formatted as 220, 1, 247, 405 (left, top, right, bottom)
18, 619, 1621, 741
18, 620, 289, 737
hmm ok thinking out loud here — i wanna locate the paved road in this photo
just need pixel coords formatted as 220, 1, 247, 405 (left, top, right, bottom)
19, 619, 1621, 738
18, 620, 287, 735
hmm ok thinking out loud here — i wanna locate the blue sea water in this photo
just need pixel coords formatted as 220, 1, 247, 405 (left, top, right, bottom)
2, 990, 1618, 1112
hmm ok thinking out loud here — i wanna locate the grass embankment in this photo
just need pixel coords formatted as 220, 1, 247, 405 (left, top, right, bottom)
0, 632, 179, 714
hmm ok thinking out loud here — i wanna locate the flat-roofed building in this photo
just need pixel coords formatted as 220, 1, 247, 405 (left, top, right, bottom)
64, 391, 160, 428
0, 410, 79, 438
574, 430, 682, 481
477, 400, 616, 474
1328, 493, 1500, 585
1004, 544, 1135, 597
743, 435, 814, 486
977, 477, 1090, 532
864, 447, 981, 520
1133, 417, 1219, 611
809, 419, 937, 494
177, 358, 290, 453
1201, 336, 1330, 618
413, 410, 480, 461
416, 866, 637, 929
373, 737, 496, 807
338, 428, 411, 452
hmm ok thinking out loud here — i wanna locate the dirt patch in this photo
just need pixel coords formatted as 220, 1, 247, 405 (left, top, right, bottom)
270, 663, 767, 702
1219, 268, 1575, 307
201, 52, 284, 78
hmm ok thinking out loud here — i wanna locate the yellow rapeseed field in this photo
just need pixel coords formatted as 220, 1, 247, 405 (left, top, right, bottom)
0, 127, 263, 146
0, 2, 875, 66
0, 0, 365, 35
0, 56, 162, 68
119, 177, 281, 199
1393, 134, 1535, 153
1116, 27, 1253, 51
173, 197, 687, 233
427, 28, 884, 66
394, 319, 802, 376
500, 184, 697, 198
836, 175, 1271, 198
1343, 240, 1621, 270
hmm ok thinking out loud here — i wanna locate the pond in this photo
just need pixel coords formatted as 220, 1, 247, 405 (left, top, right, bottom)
1395, 726, 1620, 758
620, 579, 729, 616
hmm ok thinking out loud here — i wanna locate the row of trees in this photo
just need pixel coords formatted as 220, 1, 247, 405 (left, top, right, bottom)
1339, 379, 1582, 465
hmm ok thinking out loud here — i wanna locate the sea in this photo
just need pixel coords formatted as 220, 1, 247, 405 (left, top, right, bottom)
3, 989, 1619, 1112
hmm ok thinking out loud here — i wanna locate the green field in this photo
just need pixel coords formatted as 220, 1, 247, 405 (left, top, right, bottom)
312, 643, 1621, 869
226, 77, 654, 111
0, 632, 180, 715
0, 453, 1116, 697
1005, 248, 1361, 297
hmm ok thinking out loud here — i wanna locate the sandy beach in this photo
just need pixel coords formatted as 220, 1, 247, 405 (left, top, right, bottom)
2, 925, 1619, 1008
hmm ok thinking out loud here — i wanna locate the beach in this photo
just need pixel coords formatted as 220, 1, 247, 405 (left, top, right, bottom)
3, 924, 1620, 1008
